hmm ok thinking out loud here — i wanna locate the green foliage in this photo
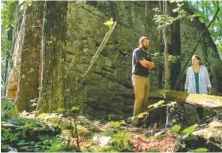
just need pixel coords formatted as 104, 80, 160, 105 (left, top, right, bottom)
19, 0, 32, 11
1, 128, 21, 142
1, 1, 17, 28
148, 100, 165, 109
153, 1, 189, 29
168, 55, 180, 63
182, 124, 198, 135
104, 18, 114, 29
112, 131, 131, 151
129, 101, 177, 122
151, 53, 164, 64
70, 106, 80, 114
113, 132, 130, 144
56, 106, 81, 151
1, 98, 19, 120
100, 131, 115, 137
147, 149, 161, 152
107, 120, 126, 128
57, 108, 66, 113
192, 147, 209, 152
129, 111, 149, 121
1, 1, 17, 95
170, 124, 198, 137
188, 1, 222, 59
152, 53, 180, 65
44, 137, 67, 152
88, 131, 96, 138
170, 124, 203, 151
2, 116, 63, 152
171, 124, 181, 133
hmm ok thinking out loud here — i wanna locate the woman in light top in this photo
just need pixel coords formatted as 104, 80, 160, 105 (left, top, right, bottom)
184, 55, 212, 119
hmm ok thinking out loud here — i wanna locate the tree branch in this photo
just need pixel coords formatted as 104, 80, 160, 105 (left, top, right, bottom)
74, 21, 117, 92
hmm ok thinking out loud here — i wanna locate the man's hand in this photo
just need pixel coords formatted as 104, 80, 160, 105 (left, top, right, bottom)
139, 59, 155, 69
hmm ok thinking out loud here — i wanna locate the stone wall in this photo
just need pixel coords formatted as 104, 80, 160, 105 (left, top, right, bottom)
64, 1, 222, 120
65, 2, 162, 120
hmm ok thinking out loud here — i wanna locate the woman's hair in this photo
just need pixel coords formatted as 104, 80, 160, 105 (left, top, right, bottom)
192, 55, 202, 65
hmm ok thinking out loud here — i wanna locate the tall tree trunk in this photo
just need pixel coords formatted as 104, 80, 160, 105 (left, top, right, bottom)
162, 0, 170, 90
38, 1, 67, 113
170, 16, 181, 90
163, 25, 170, 90
15, 2, 44, 112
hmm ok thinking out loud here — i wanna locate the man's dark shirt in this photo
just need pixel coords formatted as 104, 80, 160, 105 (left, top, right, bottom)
132, 47, 152, 77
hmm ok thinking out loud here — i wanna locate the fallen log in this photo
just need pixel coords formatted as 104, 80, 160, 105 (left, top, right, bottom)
149, 90, 222, 109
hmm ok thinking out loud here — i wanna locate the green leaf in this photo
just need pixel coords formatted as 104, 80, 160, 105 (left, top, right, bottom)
71, 106, 80, 113
107, 120, 126, 128
57, 108, 65, 113
100, 131, 115, 137
148, 100, 165, 109
182, 124, 198, 135
199, 17, 205, 23
173, 8, 179, 13
137, 112, 149, 119
193, 148, 209, 152
171, 125, 181, 133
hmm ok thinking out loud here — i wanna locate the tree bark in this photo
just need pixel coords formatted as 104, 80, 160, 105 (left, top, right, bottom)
163, 25, 170, 90
38, 1, 67, 113
15, 2, 44, 112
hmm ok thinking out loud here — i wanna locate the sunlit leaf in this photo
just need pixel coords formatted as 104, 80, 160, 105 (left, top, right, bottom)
171, 124, 181, 133
193, 147, 209, 152
182, 124, 198, 135
104, 18, 114, 26
137, 112, 149, 119
71, 106, 80, 113
148, 100, 165, 109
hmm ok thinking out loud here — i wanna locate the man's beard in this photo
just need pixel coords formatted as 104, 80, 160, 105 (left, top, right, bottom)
142, 46, 149, 50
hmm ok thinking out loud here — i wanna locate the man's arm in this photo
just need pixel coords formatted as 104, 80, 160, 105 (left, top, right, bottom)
139, 59, 155, 69
134, 49, 154, 69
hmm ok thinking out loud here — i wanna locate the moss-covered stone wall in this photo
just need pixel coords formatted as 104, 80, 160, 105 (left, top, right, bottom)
64, 1, 222, 120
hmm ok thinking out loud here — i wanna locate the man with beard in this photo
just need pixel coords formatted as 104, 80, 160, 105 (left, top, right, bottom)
131, 36, 155, 118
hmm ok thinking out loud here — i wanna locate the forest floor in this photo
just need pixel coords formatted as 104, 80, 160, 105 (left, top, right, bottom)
2, 97, 222, 153
14, 111, 221, 152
